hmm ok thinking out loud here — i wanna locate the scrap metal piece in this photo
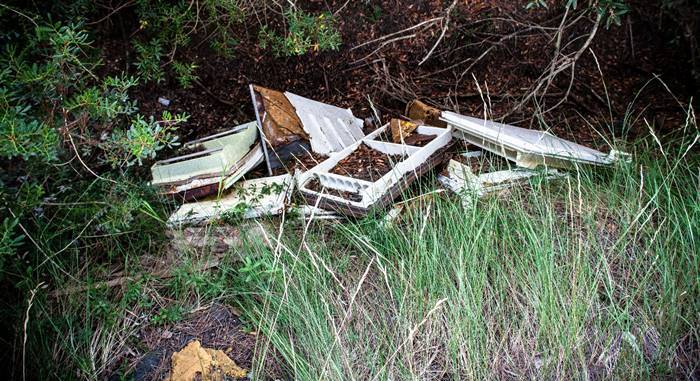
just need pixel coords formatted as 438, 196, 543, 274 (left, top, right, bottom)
438, 152, 564, 209
285, 91, 365, 155
167, 174, 293, 226
390, 118, 419, 143
297, 124, 453, 217
405, 100, 447, 128
442, 111, 626, 169
151, 121, 264, 200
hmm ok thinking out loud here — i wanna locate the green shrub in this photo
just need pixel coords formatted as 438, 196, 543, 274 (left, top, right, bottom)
134, 0, 246, 58
0, 218, 24, 276
172, 61, 199, 88
102, 111, 186, 168
259, 10, 341, 56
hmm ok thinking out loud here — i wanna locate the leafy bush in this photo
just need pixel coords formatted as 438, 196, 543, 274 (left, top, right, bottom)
134, 0, 246, 58
0, 218, 24, 276
103, 111, 186, 167
134, 38, 164, 83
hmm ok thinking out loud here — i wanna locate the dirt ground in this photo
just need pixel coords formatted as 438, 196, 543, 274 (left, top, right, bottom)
97, 0, 696, 147
111, 303, 285, 380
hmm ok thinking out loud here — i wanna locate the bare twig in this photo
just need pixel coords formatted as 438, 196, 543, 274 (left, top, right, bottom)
514, 11, 602, 113
193, 78, 237, 106
67, 133, 117, 184
351, 17, 442, 51
23, 282, 44, 381
86, 0, 136, 26
418, 0, 459, 66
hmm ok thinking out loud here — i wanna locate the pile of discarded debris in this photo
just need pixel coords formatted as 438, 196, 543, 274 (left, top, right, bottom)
151, 85, 628, 226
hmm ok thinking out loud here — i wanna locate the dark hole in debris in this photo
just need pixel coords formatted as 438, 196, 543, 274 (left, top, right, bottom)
291, 151, 329, 172
306, 178, 364, 202
372, 130, 437, 147
452, 151, 512, 174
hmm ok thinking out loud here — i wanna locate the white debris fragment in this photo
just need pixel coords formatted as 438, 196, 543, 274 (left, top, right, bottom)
150, 121, 263, 198
167, 174, 294, 226
285, 91, 365, 155
442, 111, 628, 169
158, 97, 171, 106
297, 123, 452, 216
438, 155, 565, 210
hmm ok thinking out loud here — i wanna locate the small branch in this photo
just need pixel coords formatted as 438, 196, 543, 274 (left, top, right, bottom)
514, 11, 602, 113
23, 282, 44, 381
418, 0, 459, 66
351, 17, 441, 51
67, 133, 117, 184
86, 0, 136, 26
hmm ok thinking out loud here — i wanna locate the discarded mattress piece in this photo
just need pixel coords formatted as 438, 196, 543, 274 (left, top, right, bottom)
151, 121, 264, 200
441, 111, 627, 169
167, 174, 293, 226
297, 123, 453, 217
250, 84, 365, 174
438, 151, 563, 209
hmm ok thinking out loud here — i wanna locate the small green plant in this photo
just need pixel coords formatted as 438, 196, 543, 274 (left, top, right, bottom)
366, 4, 383, 23
134, 0, 246, 59
133, 38, 164, 83
597, 0, 630, 27
0, 107, 59, 161
0, 218, 24, 275
221, 202, 250, 225
151, 305, 184, 326
172, 61, 198, 88
238, 255, 279, 284
103, 110, 187, 167
259, 9, 341, 57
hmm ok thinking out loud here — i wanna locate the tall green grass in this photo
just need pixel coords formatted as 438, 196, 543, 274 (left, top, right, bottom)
235, 131, 699, 379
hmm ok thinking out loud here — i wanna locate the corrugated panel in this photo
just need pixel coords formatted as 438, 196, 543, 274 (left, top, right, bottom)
442, 112, 621, 167
284, 91, 365, 155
